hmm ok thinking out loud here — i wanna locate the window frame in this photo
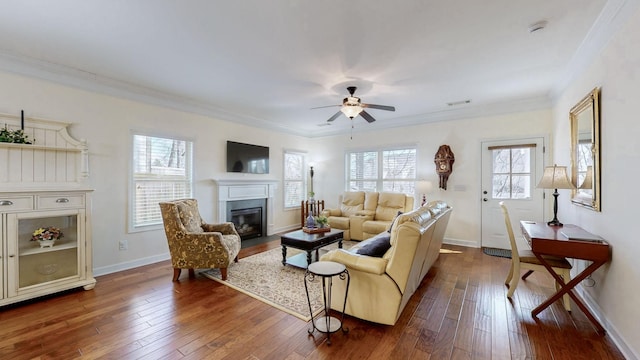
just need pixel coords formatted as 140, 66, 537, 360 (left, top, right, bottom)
128, 131, 194, 233
283, 149, 307, 210
345, 145, 417, 196
488, 144, 536, 200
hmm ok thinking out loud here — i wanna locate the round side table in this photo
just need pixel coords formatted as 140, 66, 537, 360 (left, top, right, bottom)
304, 261, 350, 345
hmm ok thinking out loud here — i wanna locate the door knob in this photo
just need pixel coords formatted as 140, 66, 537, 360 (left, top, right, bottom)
483, 198, 488, 202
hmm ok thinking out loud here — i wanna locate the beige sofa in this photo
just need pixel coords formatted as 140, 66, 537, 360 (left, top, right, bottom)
320, 201, 452, 325
321, 191, 414, 241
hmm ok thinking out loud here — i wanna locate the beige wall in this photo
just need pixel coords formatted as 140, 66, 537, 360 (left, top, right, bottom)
550, 6, 640, 358
1, 6, 639, 354
0, 71, 308, 274
310, 109, 552, 247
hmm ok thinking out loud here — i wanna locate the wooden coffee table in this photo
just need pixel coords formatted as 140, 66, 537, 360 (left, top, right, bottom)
280, 229, 344, 268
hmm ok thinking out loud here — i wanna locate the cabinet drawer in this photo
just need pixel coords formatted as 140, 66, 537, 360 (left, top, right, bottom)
37, 194, 85, 209
0, 196, 34, 211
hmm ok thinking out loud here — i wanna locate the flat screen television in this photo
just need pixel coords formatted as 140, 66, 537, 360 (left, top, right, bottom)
226, 141, 270, 174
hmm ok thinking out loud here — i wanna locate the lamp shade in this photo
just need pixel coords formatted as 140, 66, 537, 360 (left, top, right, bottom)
536, 164, 575, 190
579, 166, 593, 189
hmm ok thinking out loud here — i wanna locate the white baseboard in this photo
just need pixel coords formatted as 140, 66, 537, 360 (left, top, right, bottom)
577, 286, 638, 360
443, 237, 479, 248
270, 224, 301, 235
93, 253, 170, 277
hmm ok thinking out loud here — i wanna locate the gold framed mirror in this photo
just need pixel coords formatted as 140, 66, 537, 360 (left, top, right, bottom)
570, 87, 600, 211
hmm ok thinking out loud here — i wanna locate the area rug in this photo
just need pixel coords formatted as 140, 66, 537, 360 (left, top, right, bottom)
201, 241, 354, 321
482, 247, 512, 258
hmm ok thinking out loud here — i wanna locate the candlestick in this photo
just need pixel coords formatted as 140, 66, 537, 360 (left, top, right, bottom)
21, 110, 24, 130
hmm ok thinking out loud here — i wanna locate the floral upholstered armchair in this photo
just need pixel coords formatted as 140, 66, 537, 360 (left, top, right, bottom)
159, 198, 241, 281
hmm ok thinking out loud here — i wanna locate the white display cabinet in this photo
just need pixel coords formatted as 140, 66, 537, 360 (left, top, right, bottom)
0, 113, 94, 307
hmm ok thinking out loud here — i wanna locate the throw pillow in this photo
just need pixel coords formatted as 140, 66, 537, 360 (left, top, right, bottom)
177, 203, 203, 233
387, 210, 403, 233
356, 233, 392, 257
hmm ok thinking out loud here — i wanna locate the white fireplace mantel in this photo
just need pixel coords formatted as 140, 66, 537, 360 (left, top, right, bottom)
213, 179, 279, 235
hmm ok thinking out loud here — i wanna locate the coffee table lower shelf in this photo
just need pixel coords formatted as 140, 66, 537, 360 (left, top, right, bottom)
285, 252, 317, 268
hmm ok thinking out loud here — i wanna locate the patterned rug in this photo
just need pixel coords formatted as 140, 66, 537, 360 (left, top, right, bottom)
201, 241, 354, 321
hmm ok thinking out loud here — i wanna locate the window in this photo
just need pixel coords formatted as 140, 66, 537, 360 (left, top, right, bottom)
489, 144, 535, 199
130, 133, 193, 231
284, 150, 306, 209
347, 147, 416, 196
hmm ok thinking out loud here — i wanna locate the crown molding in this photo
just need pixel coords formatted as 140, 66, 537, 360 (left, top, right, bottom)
550, 0, 640, 101
0, 51, 305, 135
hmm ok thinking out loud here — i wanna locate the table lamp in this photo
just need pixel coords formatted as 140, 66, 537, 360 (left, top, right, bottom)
536, 164, 576, 226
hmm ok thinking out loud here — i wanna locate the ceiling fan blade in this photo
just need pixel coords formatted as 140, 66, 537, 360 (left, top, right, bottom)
327, 111, 343, 122
362, 103, 395, 111
360, 110, 376, 123
311, 104, 340, 110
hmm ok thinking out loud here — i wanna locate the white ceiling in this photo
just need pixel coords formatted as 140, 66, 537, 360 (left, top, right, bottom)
0, 1, 622, 137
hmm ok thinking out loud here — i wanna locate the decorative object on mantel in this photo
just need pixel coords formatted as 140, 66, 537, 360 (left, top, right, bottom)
536, 164, 575, 226
31, 226, 63, 248
434, 145, 455, 190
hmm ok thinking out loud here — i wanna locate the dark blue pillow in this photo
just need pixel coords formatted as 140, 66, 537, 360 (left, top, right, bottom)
356, 233, 391, 257
387, 210, 403, 233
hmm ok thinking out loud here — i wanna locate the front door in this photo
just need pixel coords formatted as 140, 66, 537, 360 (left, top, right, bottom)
481, 137, 545, 250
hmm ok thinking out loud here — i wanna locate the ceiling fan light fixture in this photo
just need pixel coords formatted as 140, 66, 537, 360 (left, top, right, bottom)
341, 104, 363, 119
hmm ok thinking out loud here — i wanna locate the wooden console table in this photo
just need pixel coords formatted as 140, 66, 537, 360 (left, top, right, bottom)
520, 221, 610, 334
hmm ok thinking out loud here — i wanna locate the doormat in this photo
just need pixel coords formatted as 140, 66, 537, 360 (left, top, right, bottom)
482, 247, 512, 258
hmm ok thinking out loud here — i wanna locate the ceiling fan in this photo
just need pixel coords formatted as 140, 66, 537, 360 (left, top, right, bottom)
313, 86, 396, 123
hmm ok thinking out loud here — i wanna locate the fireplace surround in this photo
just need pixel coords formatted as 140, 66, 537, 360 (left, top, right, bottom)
213, 179, 278, 237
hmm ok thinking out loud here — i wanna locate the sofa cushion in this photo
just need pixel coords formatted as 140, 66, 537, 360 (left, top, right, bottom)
375, 192, 408, 221
340, 191, 365, 217
356, 232, 391, 257
363, 220, 392, 237
328, 216, 350, 230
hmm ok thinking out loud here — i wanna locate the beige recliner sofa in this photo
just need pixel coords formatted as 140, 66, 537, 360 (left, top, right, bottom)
320, 201, 452, 325
322, 191, 414, 241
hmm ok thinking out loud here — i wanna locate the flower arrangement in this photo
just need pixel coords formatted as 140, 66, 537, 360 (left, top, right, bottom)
31, 227, 64, 242
315, 215, 329, 228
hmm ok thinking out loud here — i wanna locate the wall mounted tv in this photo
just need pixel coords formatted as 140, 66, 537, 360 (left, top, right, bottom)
226, 141, 270, 174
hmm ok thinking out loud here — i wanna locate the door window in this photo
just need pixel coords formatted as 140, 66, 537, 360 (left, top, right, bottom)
490, 145, 535, 200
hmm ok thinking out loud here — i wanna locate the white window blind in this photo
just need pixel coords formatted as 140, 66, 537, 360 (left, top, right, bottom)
284, 151, 306, 209
347, 147, 416, 196
131, 134, 193, 230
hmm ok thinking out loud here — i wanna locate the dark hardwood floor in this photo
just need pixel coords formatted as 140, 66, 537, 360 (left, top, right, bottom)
0, 241, 625, 359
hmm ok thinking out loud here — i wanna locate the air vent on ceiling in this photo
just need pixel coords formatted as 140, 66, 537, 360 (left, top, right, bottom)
528, 20, 548, 33
447, 99, 471, 106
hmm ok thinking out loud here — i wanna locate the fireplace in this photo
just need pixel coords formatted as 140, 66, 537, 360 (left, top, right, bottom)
214, 179, 278, 237
226, 199, 266, 240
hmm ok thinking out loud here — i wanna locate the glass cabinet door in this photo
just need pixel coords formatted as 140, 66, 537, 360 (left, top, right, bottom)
7, 209, 84, 296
